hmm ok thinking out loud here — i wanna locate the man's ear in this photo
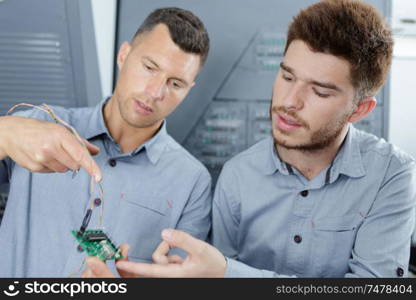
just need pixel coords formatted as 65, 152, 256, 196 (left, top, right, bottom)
348, 97, 377, 123
117, 42, 132, 71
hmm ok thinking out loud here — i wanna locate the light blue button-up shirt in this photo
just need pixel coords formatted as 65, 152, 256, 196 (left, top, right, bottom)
0, 99, 212, 277
212, 126, 416, 277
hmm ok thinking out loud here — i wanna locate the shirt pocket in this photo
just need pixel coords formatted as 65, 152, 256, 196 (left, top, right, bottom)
312, 213, 364, 277
114, 195, 172, 261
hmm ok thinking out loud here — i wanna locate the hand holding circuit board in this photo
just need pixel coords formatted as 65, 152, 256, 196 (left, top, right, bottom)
72, 205, 122, 262
6, 103, 121, 269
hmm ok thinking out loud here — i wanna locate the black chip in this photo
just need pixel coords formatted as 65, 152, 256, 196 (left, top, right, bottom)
85, 232, 108, 241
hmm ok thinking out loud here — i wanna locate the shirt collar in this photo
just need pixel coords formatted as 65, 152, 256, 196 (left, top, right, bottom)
263, 125, 366, 180
134, 121, 169, 165
83, 97, 169, 165
329, 125, 366, 182
262, 136, 291, 176
83, 98, 111, 140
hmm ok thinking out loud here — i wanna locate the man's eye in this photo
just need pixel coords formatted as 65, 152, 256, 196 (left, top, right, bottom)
171, 81, 182, 89
144, 64, 153, 71
313, 88, 330, 98
282, 74, 293, 82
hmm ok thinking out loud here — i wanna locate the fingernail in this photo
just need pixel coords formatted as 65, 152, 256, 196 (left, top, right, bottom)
162, 229, 173, 240
85, 257, 93, 267
95, 174, 102, 182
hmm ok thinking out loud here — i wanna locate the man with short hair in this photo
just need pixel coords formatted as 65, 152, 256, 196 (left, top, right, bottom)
102, 0, 416, 278
0, 7, 212, 277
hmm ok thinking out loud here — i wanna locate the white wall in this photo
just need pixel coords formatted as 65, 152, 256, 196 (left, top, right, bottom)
390, 41, 416, 159
91, 0, 117, 99
390, 0, 416, 244
389, 0, 416, 159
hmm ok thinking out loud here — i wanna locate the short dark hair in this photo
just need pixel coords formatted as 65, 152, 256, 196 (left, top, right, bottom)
285, 0, 393, 101
133, 7, 210, 66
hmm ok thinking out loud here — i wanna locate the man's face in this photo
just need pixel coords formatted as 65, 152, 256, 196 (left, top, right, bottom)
271, 40, 356, 151
113, 24, 200, 129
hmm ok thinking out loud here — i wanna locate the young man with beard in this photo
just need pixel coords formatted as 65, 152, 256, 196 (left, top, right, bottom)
93, 0, 416, 278
0, 7, 212, 277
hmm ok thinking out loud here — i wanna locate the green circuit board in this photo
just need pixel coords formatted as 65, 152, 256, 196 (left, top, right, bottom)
71, 229, 123, 261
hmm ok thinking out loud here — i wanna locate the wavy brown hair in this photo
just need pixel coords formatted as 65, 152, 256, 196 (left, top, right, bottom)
285, 0, 393, 101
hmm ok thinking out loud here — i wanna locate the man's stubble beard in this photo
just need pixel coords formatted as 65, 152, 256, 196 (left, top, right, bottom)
270, 100, 353, 153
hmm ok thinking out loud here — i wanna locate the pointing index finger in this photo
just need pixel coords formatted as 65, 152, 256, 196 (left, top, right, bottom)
61, 134, 102, 181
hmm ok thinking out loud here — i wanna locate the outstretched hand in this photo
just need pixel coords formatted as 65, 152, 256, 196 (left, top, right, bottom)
115, 229, 227, 278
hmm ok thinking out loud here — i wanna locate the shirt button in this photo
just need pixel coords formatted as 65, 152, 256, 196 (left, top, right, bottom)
396, 267, 404, 277
94, 198, 101, 206
300, 190, 309, 197
109, 159, 117, 167
294, 235, 302, 244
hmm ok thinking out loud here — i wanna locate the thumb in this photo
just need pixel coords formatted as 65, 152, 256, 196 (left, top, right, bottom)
83, 139, 100, 155
115, 244, 138, 278
86, 257, 115, 278
116, 244, 130, 262
161, 229, 205, 256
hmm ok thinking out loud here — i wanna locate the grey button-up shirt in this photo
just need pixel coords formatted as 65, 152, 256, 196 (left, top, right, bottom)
212, 126, 416, 277
0, 99, 212, 277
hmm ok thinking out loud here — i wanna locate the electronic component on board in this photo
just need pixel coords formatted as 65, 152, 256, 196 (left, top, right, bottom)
71, 229, 123, 261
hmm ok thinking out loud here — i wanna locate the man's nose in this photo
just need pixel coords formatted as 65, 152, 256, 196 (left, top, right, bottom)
281, 82, 305, 111
145, 75, 166, 101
